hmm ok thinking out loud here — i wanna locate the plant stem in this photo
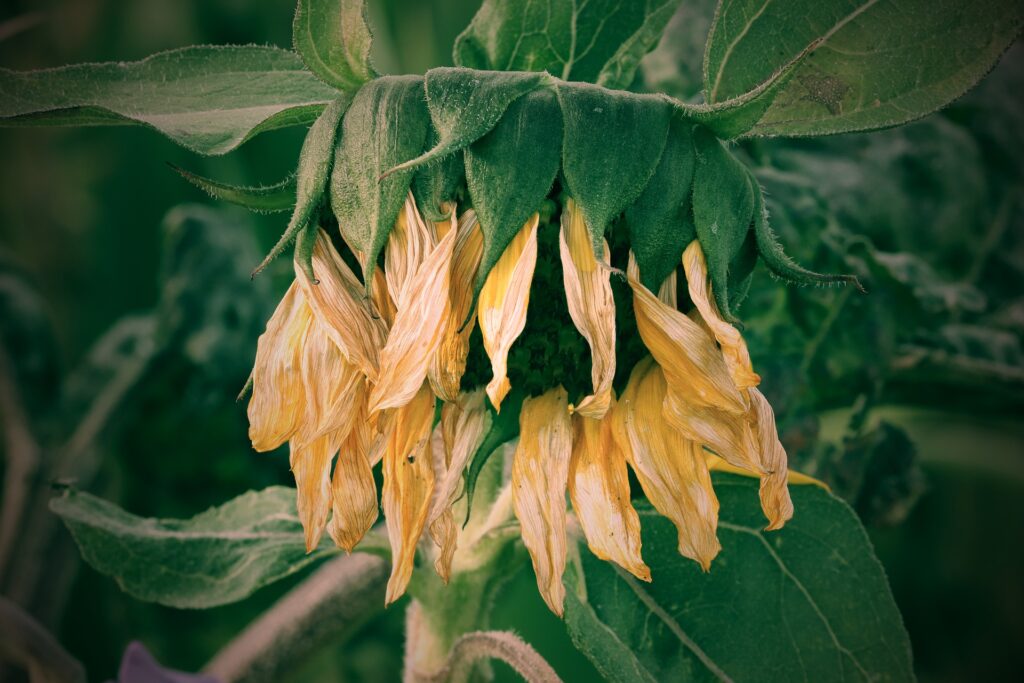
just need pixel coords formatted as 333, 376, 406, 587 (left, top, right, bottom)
0, 596, 85, 683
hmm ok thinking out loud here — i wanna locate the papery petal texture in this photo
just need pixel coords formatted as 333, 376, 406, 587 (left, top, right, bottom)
328, 391, 379, 553
748, 388, 794, 530
296, 318, 364, 447
290, 430, 341, 553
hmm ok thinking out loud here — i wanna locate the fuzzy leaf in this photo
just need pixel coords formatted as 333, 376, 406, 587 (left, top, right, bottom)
464, 89, 562, 294
624, 116, 696, 290
704, 0, 1024, 136
329, 75, 430, 282
411, 130, 465, 222
558, 82, 671, 251
0, 45, 339, 155
691, 126, 754, 321
386, 67, 547, 176
293, 0, 376, 91
454, 0, 682, 89
564, 475, 914, 682
50, 487, 335, 608
171, 166, 296, 214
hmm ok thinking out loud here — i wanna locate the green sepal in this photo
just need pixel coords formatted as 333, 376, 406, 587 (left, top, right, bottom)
384, 67, 547, 177
461, 388, 524, 527
294, 220, 320, 284
623, 116, 696, 290
411, 128, 465, 222
748, 168, 863, 291
293, 0, 376, 91
170, 165, 296, 214
329, 76, 431, 286
465, 88, 563, 297
252, 93, 349, 278
727, 224, 759, 313
558, 82, 671, 253
691, 125, 754, 322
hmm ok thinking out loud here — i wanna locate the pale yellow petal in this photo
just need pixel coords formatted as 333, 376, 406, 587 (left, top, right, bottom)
663, 395, 763, 475
248, 282, 311, 452
682, 241, 760, 392
426, 390, 491, 581
385, 194, 437, 309
627, 252, 746, 414
657, 270, 677, 308
748, 388, 794, 530
382, 383, 436, 604
560, 199, 616, 419
429, 211, 484, 401
611, 358, 721, 570
290, 430, 342, 552
511, 387, 573, 616
703, 453, 827, 489
478, 214, 540, 412
295, 318, 365, 446
328, 388, 378, 553
297, 230, 386, 382
568, 412, 650, 581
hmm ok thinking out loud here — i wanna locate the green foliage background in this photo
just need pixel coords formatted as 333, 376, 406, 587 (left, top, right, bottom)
0, 1, 1021, 681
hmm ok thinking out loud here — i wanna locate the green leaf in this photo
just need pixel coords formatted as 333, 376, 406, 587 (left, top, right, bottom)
411, 130, 465, 222
0, 45, 340, 155
329, 76, 430, 283
564, 475, 914, 682
462, 388, 524, 526
50, 487, 335, 608
558, 82, 671, 250
624, 116, 696, 290
454, 0, 682, 89
255, 94, 350, 280
293, 0, 375, 91
170, 166, 296, 214
691, 126, 754, 321
640, 0, 718, 101
704, 0, 1024, 137
464, 89, 562, 294
385, 67, 547, 176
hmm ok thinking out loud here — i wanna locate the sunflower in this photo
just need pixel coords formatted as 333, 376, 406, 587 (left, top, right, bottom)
248, 191, 807, 614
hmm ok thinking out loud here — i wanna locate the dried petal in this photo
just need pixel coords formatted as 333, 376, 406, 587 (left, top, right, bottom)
663, 396, 763, 476
248, 282, 311, 452
683, 241, 760, 391
290, 430, 342, 552
703, 452, 826, 489
748, 388, 794, 530
382, 383, 436, 604
429, 211, 484, 401
560, 199, 616, 418
478, 214, 540, 411
295, 318, 365, 446
511, 387, 573, 616
328, 388, 378, 553
568, 412, 650, 581
385, 195, 437, 308
611, 357, 721, 570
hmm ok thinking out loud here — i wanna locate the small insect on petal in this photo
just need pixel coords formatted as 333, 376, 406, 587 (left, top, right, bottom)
512, 387, 573, 616
479, 214, 540, 412
560, 199, 616, 419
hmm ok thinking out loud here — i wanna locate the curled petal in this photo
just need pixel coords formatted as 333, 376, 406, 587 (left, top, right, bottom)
368, 215, 458, 414
429, 211, 484, 401
297, 231, 386, 382
427, 390, 491, 582
290, 430, 342, 552
512, 387, 573, 616
663, 396, 763, 476
748, 388, 794, 530
657, 270, 677, 308
627, 252, 746, 414
569, 413, 650, 581
328, 389, 378, 553
560, 199, 616, 418
248, 282, 311, 452
683, 241, 760, 392
704, 453, 827, 490
479, 214, 540, 412
385, 195, 438, 308
611, 358, 721, 570
296, 318, 365, 446
382, 383, 436, 604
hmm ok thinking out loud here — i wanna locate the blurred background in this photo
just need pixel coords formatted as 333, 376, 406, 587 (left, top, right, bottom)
0, 1, 1021, 681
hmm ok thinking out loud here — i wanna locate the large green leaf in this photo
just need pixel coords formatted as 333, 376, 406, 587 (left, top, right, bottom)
0, 46, 340, 155
454, 0, 682, 90
704, 0, 1023, 137
565, 475, 914, 682
293, 0, 376, 91
50, 487, 337, 608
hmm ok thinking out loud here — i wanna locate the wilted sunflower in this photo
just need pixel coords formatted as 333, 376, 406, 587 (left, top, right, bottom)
247, 188, 814, 615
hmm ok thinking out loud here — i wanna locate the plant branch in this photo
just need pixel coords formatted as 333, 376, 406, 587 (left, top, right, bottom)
0, 596, 85, 683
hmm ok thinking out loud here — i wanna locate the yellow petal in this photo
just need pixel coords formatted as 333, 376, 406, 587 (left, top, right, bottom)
611, 358, 721, 570
511, 387, 573, 616
568, 412, 650, 581
703, 452, 828, 490
748, 388, 794, 530
368, 209, 459, 414
478, 214, 540, 411
427, 390, 491, 581
663, 395, 763, 475
295, 318, 365, 446
290, 430, 342, 552
328, 387, 378, 553
297, 230, 386, 382
248, 282, 311, 452
382, 383, 436, 604
559, 199, 616, 418
429, 210, 484, 401
385, 194, 438, 309
627, 252, 746, 414
657, 269, 677, 308
682, 241, 760, 392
